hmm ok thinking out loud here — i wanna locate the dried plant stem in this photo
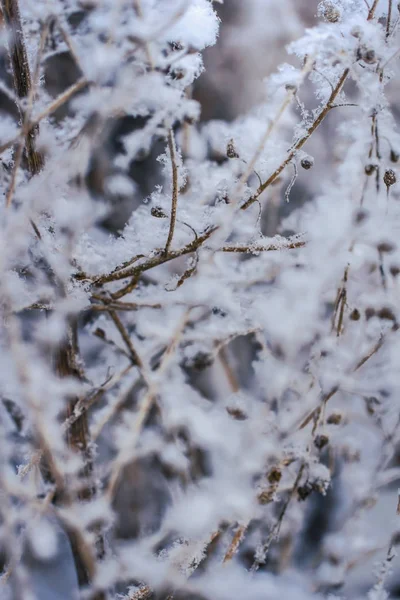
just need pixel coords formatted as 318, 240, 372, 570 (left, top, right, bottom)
93, 230, 301, 288
220, 239, 306, 253
241, 68, 349, 211
0, 78, 89, 158
223, 523, 249, 563
30, 77, 88, 126
368, 0, 380, 20
164, 129, 179, 255
386, 0, 393, 38
1, 0, 44, 181
251, 463, 305, 571
106, 310, 189, 501
299, 334, 385, 431
108, 310, 144, 367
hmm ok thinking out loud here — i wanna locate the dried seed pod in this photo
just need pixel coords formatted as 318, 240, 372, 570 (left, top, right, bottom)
363, 49, 377, 64
390, 265, 400, 277
327, 413, 342, 425
390, 149, 400, 163
384, 169, 397, 189
190, 351, 214, 371
314, 434, 329, 450
298, 482, 313, 501
258, 490, 274, 504
267, 467, 282, 484
354, 208, 369, 224
301, 156, 314, 170
226, 139, 239, 159
365, 163, 377, 176
377, 241, 396, 254
350, 308, 361, 321
151, 206, 168, 218
377, 306, 396, 322
226, 407, 247, 421
319, 1, 342, 22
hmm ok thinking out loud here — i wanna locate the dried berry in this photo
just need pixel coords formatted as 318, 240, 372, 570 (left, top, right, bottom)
350, 308, 361, 321
390, 149, 400, 163
301, 156, 314, 170
327, 413, 342, 425
226, 139, 239, 159
314, 434, 329, 450
151, 206, 167, 218
384, 169, 397, 189
365, 164, 377, 176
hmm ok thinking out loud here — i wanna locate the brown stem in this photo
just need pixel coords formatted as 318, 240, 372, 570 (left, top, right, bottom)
1, 0, 43, 177
386, 0, 393, 38
164, 129, 179, 255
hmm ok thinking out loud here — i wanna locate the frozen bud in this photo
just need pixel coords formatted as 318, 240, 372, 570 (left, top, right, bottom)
314, 434, 329, 449
365, 163, 377, 176
350, 308, 360, 321
384, 169, 397, 188
226, 139, 239, 159
327, 412, 342, 425
151, 206, 167, 218
285, 83, 297, 93
301, 156, 314, 170
318, 1, 342, 22
390, 149, 400, 163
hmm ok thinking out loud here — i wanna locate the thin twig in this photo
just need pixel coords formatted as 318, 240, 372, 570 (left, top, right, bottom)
386, 0, 393, 38
251, 463, 305, 571
108, 310, 143, 368
164, 129, 179, 255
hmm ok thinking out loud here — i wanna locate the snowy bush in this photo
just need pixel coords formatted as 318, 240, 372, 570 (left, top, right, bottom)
1, 0, 400, 598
